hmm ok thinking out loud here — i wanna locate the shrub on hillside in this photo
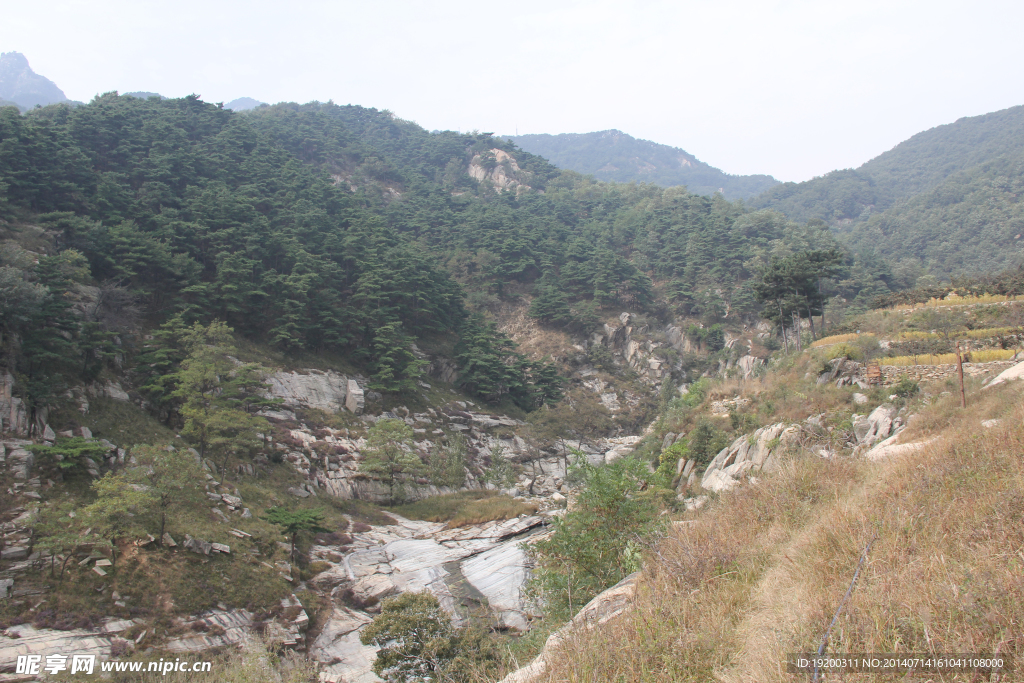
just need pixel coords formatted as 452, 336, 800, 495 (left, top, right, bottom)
359, 592, 500, 682
528, 454, 664, 619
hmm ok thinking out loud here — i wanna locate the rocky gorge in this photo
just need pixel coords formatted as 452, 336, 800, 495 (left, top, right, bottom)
2, 299, 1022, 681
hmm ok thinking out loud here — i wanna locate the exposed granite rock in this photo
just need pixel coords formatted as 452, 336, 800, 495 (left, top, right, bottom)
266, 370, 352, 413
468, 148, 526, 192
346, 379, 365, 415
498, 573, 639, 683
701, 423, 798, 493
983, 359, 1024, 388
310, 608, 379, 683
0, 619, 135, 670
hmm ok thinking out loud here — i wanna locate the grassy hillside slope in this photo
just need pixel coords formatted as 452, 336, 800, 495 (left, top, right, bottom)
536, 355, 1024, 682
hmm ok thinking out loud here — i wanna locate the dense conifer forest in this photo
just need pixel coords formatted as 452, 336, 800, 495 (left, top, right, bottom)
0, 93, 906, 414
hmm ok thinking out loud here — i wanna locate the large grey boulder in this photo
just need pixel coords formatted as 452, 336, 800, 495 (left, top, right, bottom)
346, 379, 365, 414
983, 359, 1024, 388
701, 423, 798, 493
854, 404, 898, 448
865, 435, 935, 461
266, 370, 350, 413
498, 573, 639, 683
310, 608, 379, 683
183, 535, 212, 555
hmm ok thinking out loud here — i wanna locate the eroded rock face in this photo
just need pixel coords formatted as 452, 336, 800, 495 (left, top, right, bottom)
736, 354, 763, 379
311, 608, 378, 683
0, 619, 135, 671
266, 370, 357, 413
852, 404, 901, 452
0, 372, 30, 436
346, 379, 365, 415
309, 513, 554, 682
984, 358, 1024, 388
468, 149, 526, 192
497, 572, 639, 683
701, 423, 799, 493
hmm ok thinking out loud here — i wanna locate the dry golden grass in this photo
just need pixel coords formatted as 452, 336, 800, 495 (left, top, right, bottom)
898, 327, 1019, 341
810, 333, 861, 348
881, 348, 1018, 366
495, 300, 574, 363
537, 382, 1024, 682
389, 491, 537, 528
889, 293, 1018, 311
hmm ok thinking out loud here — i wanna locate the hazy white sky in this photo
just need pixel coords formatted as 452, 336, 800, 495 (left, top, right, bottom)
5, 0, 1024, 182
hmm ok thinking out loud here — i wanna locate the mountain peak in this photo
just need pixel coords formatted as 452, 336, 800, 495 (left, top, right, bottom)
225, 97, 266, 111
0, 51, 67, 109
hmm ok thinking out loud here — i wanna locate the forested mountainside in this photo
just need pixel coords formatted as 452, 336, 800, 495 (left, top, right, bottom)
2, 88, 1024, 683
0, 93, 902, 422
507, 130, 779, 200
749, 105, 1024, 278
837, 150, 1024, 277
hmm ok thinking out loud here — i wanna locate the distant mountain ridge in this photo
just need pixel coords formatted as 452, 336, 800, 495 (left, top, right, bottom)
226, 97, 266, 111
507, 129, 779, 200
750, 105, 1024, 224
0, 52, 67, 110
750, 104, 1024, 278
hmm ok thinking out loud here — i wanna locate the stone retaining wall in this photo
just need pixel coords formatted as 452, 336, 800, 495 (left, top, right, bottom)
879, 360, 1018, 384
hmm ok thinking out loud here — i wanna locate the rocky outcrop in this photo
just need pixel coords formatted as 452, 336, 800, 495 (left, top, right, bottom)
0, 372, 31, 436
346, 379, 365, 415
311, 608, 379, 683
164, 595, 308, 653
591, 313, 766, 385
590, 314, 669, 384
850, 404, 908, 456
428, 356, 459, 385
736, 354, 763, 379
0, 618, 136, 671
309, 513, 554, 683
817, 358, 865, 388
268, 398, 642, 501
701, 423, 799, 493
86, 380, 130, 402
983, 358, 1024, 388
865, 434, 935, 461
468, 149, 527, 192
497, 572, 639, 683
265, 370, 362, 414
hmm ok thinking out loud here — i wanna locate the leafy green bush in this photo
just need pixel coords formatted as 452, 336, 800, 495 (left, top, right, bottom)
427, 432, 467, 489
656, 440, 689, 483
824, 341, 862, 361
681, 377, 712, 408
729, 410, 760, 433
528, 454, 664, 619
360, 419, 426, 504
28, 437, 108, 474
480, 442, 518, 490
687, 418, 729, 465
893, 377, 920, 398
360, 592, 500, 682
